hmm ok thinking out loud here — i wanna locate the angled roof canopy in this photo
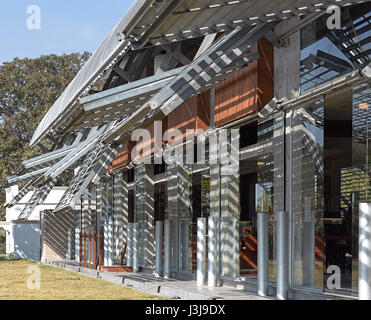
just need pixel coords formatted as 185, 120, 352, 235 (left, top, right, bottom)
23, 0, 368, 217
54, 144, 121, 214
21, 146, 77, 173
30, 0, 152, 147
7, 167, 49, 186
17, 181, 55, 221
33, 123, 116, 186
66, 66, 186, 132
4, 177, 39, 208
124, 0, 366, 47
103, 22, 276, 144
30, 0, 364, 147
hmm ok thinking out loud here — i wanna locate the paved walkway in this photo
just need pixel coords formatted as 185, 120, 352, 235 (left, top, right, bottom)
43, 260, 272, 300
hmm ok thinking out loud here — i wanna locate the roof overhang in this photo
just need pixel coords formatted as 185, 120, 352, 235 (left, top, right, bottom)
103, 22, 276, 145
30, 0, 366, 147
64, 66, 186, 132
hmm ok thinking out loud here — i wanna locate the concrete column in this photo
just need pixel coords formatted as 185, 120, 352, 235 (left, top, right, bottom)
122, 177, 129, 265
208, 216, 218, 287
90, 229, 94, 266
67, 228, 73, 260
81, 190, 89, 232
180, 219, 190, 270
197, 218, 207, 286
75, 210, 81, 263
127, 223, 133, 267
219, 130, 240, 278
96, 183, 102, 233
219, 216, 239, 278
75, 227, 80, 263
274, 17, 300, 101
104, 220, 108, 266
145, 165, 155, 267
114, 174, 124, 260
109, 217, 114, 265
133, 222, 139, 273
135, 164, 155, 267
166, 163, 193, 272
104, 216, 113, 266
4, 223, 15, 256
209, 164, 220, 219
359, 202, 371, 300
274, 17, 300, 286
258, 212, 269, 296
164, 220, 172, 279
277, 211, 289, 300
155, 221, 164, 277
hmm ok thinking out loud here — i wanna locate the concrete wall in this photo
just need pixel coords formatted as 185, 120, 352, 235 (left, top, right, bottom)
40, 209, 75, 262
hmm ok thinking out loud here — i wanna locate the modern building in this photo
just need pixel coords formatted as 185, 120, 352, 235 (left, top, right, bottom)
4, 0, 371, 299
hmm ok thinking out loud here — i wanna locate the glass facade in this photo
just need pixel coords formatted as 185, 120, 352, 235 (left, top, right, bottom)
288, 81, 370, 293
294, 3, 370, 293
256, 112, 285, 281
86, 3, 369, 297
166, 162, 193, 272
300, 3, 370, 91
291, 98, 324, 288
93, 78, 369, 294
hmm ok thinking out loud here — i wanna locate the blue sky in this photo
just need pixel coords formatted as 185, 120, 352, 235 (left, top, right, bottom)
0, 1, 135, 65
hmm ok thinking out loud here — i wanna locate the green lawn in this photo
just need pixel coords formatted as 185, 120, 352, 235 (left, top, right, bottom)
0, 259, 167, 300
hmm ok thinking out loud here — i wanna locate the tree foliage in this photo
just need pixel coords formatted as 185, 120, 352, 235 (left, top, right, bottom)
0, 52, 91, 220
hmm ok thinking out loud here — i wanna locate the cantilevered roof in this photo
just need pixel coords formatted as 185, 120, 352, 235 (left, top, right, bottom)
17, 181, 55, 221
29, 0, 151, 147
124, 0, 367, 47
7, 167, 49, 185
66, 66, 186, 131
54, 144, 121, 213
34, 123, 116, 186
103, 22, 275, 144
21, 146, 76, 173
31, 0, 365, 147
4, 178, 39, 208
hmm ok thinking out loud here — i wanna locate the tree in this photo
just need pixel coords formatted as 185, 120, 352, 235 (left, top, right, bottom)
0, 52, 91, 221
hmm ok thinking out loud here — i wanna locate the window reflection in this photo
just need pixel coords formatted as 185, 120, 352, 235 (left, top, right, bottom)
291, 98, 324, 288
300, 3, 370, 91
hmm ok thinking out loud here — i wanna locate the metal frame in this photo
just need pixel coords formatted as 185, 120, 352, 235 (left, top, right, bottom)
68, 67, 186, 131
17, 180, 55, 221
103, 22, 278, 145
4, 177, 39, 208
30, 0, 367, 147
53, 144, 121, 214
7, 167, 49, 186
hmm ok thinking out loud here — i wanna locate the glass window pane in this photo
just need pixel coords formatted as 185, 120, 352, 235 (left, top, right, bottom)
300, 3, 370, 91
291, 98, 324, 288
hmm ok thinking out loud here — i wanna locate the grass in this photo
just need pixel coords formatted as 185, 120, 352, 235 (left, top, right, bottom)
0, 260, 168, 300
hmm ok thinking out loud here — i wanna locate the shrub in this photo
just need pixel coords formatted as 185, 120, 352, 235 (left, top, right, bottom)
0, 235, 5, 254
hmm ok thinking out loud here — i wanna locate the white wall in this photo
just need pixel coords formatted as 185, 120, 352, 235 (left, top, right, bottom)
5, 186, 67, 222
4, 186, 67, 261
13, 222, 40, 260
